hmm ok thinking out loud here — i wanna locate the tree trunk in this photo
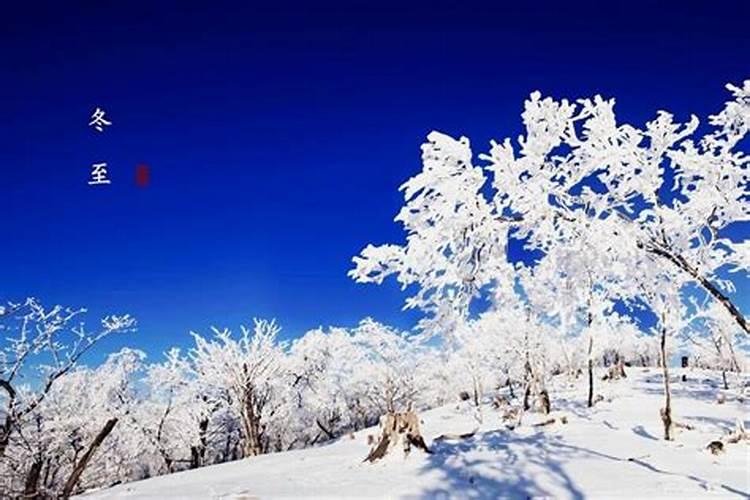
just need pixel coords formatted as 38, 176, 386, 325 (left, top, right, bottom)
190, 446, 200, 469
523, 384, 531, 411
523, 327, 532, 412
585, 304, 596, 408
243, 423, 262, 457
0, 424, 10, 460
241, 401, 263, 457
523, 357, 533, 411
539, 389, 551, 415
316, 418, 336, 440
61, 418, 118, 498
222, 433, 233, 462
587, 336, 595, 408
659, 325, 673, 441
0, 379, 17, 459
617, 355, 627, 378
23, 459, 43, 499
726, 339, 742, 373
190, 417, 209, 469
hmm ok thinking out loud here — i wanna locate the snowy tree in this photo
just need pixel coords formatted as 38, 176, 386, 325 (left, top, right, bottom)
189, 319, 285, 457
0, 298, 135, 460
2, 348, 144, 497
519, 238, 637, 407
637, 82, 749, 333
350, 132, 513, 337
682, 298, 748, 389
351, 81, 748, 345
483, 82, 749, 333
635, 262, 690, 441
285, 326, 363, 445
349, 319, 421, 415
135, 348, 227, 474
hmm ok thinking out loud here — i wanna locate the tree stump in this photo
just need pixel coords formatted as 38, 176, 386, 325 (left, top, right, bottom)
603, 358, 627, 381
364, 410, 431, 462
706, 419, 747, 455
725, 418, 747, 444
706, 441, 724, 455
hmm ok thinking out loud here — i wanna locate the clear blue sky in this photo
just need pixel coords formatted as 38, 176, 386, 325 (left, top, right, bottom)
2, 1, 748, 362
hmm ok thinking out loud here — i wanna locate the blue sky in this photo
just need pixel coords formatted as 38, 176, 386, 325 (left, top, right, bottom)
2, 1, 748, 363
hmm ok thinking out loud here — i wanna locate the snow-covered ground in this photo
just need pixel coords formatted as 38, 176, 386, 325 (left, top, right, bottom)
80, 368, 749, 499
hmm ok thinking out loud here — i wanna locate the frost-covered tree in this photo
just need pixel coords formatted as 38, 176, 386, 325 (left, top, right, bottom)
637, 82, 749, 333
349, 319, 421, 415
0, 298, 135, 460
285, 325, 366, 444
483, 82, 749, 333
350, 132, 513, 337
635, 261, 690, 441
519, 237, 637, 407
682, 298, 748, 389
281, 329, 339, 446
136, 348, 227, 474
189, 319, 285, 457
2, 348, 144, 498
351, 81, 749, 342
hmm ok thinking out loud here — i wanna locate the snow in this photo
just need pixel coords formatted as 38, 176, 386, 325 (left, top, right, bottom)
79, 368, 749, 499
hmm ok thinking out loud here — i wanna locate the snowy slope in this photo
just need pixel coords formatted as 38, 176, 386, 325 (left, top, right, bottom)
79, 369, 749, 499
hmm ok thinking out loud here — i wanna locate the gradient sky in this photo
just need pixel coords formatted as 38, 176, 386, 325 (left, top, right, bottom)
2, 1, 748, 363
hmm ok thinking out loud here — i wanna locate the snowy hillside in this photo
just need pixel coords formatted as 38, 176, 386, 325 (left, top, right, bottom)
80, 368, 749, 499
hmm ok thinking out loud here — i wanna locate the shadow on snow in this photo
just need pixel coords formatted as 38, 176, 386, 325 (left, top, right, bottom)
416, 426, 748, 499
